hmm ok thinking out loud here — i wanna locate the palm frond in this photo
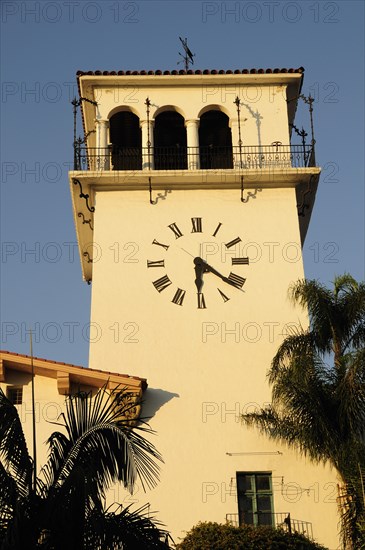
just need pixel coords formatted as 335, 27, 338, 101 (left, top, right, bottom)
242, 395, 338, 465
0, 461, 22, 544
335, 350, 365, 441
38, 431, 71, 495
289, 279, 334, 344
84, 504, 171, 550
0, 384, 169, 547
350, 321, 365, 351
247, 274, 365, 548
270, 328, 317, 383
0, 389, 32, 497
41, 387, 162, 501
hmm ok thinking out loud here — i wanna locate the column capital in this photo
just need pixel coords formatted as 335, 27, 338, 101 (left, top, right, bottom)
94, 118, 109, 126
185, 118, 200, 127
140, 119, 155, 128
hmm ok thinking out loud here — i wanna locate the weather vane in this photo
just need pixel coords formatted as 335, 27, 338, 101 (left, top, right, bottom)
178, 36, 195, 71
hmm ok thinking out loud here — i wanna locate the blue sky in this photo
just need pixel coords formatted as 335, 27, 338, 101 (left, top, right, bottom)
1, 0, 364, 366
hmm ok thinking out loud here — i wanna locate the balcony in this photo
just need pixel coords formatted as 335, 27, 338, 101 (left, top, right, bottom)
226, 512, 313, 539
70, 141, 319, 274
74, 144, 315, 172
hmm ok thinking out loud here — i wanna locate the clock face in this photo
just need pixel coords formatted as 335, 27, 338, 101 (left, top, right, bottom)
147, 217, 249, 309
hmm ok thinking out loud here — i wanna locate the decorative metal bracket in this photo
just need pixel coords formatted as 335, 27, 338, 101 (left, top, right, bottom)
290, 124, 308, 164
297, 174, 316, 216
73, 178, 95, 213
241, 187, 262, 204
290, 123, 307, 142
234, 96, 243, 168
234, 97, 246, 204
240, 176, 245, 202
72, 96, 98, 170
75, 129, 95, 147
150, 189, 172, 206
144, 97, 155, 205
83, 251, 93, 263
287, 93, 316, 162
148, 177, 154, 205
78, 212, 93, 230
145, 97, 151, 160
271, 140, 282, 151
299, 94, 315, 147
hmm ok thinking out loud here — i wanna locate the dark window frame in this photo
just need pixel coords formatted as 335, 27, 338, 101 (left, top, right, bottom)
7, 386, 23, 405
236, 471, 274, 527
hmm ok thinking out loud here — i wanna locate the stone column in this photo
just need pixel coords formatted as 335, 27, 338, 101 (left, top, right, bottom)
95, 118, 110, 170
141, 120, 154, 170
186, 119, 200, 170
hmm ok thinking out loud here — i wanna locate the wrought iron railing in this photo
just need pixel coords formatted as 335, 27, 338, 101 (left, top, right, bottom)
74, 144, 315, 171
226, 512, 313, 539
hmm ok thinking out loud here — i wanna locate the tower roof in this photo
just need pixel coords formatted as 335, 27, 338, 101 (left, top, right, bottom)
76, 67, 305, 77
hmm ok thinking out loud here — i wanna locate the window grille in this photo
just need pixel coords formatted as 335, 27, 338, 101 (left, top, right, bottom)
7, 386, 23, 405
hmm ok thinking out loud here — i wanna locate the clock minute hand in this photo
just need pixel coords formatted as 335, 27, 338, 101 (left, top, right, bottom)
201, 259, 245, 292
204, 263, 232, 287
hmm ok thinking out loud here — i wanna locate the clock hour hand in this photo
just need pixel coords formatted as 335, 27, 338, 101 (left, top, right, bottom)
194, 257, 227, 282
194, 257, 207, 294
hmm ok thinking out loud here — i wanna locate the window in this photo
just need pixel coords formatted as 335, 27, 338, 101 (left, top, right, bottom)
154, 111, 187, 170
7, 386, 23, 405
236, 472, 274, 527
199, 110, 233, 169
109, 111, 142, 170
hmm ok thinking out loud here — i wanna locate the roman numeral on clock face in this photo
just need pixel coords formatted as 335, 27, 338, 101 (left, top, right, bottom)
228, 272, 246, 289
218, 288, 230, 303
168, 222, 183, 239
147, 260, 165, 268
212, 222, 222, 237
171, 288, 186, 306
153, 275, 172, 293
191, 217, 202, 233
225, 237, 242, 249
152, 239, 169, 251
232, 257, 249, 265
197, 293, 206, 309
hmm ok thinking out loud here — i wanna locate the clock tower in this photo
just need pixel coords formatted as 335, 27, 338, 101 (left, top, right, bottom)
70, 67, 339, 547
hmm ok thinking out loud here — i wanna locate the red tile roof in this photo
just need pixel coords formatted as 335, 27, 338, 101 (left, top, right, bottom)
77, 67, 304, 77
1, 349, 84, 368
0, 349, 147, 389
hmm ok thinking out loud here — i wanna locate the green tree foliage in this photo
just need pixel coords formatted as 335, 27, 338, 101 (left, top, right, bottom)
242, 274, 365, 549
0, 385, 170, 549
176, 521, 329, 550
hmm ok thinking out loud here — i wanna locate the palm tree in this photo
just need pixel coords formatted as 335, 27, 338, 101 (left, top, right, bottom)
242, 274, 365, 549
0, 385, 171, 549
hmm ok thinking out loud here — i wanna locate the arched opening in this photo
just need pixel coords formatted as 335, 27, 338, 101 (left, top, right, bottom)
199, 110, 233, 169
109, 111, 142, 170
154, 111, 187, 170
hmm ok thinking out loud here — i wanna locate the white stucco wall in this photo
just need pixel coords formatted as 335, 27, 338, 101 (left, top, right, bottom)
90, 82, 290, 148
87, 188, 340, 548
